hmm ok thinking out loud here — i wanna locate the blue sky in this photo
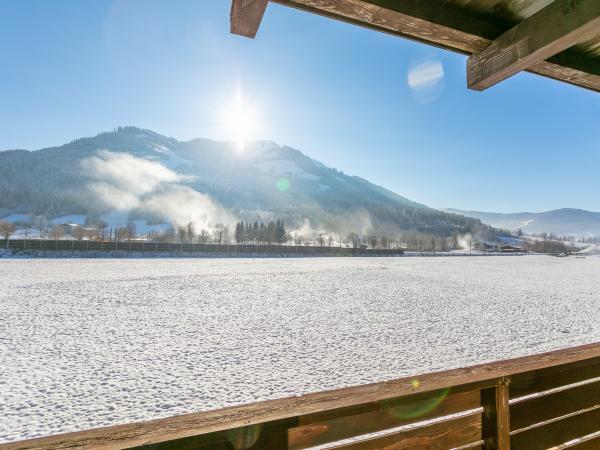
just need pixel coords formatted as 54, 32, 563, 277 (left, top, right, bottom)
1, 0, 599, 212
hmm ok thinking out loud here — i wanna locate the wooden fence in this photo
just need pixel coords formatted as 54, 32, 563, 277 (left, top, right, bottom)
3, 342, 600, 449
3, 239, 404, 256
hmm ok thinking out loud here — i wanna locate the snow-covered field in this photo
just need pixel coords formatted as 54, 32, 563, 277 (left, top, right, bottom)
1, 256, 599, 443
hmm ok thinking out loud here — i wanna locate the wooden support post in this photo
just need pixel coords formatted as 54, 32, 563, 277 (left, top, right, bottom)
231, 0, 269, 38
468, 0, 600, 90
482, 378, 510, 450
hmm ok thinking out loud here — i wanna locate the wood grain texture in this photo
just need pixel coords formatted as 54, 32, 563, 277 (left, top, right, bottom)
230, 0, 269, 38
327, 413, 482, 450
481, 380, 510, 450
4, 342, 600, 450
467, 0, 600, 90
269, 0, 600, 92
511, 380, 600, 431
510, 405, 600, 450
288, 389, 480, 449
125, 418, 299, 450
564, 433, 600, 449
510, 357, 600, 398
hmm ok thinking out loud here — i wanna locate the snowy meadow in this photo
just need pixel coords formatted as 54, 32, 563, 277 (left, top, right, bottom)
1, 256, 600, 442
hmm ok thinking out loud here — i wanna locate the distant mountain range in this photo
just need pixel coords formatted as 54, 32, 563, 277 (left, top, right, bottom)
0, 127, 490, 238
445, 208, 600, 237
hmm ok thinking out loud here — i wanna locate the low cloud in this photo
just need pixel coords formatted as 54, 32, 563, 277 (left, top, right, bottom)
82, 150, 233, 229
144, 186, 233, 231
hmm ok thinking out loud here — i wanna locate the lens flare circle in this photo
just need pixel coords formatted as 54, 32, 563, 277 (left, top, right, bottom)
276, 178, 290, 192
383, 387, 451, 421
407, 59, 445, 104
227, 424, 263, 450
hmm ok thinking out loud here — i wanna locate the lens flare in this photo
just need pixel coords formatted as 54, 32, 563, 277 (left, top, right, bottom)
276, 178, 290, 192
407, 59, 445, 103
382, 388, 451, 420
227, 424, 262, 450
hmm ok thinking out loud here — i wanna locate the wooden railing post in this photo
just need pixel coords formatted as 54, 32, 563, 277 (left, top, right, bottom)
482, 378, 511, 450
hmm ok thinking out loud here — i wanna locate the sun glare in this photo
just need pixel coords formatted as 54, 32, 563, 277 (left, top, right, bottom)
222, 87, 261, 152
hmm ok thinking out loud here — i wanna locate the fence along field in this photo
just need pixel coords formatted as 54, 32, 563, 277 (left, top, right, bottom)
3, 239, 404, 256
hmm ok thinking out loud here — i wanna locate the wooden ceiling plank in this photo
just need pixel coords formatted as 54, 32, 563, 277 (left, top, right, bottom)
231, 0, 269, 38
467, 0, 600, 90
271, 0, 493, 54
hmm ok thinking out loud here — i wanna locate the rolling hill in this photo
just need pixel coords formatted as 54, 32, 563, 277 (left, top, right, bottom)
0, 127, 491, 238
445, 208, 600, 237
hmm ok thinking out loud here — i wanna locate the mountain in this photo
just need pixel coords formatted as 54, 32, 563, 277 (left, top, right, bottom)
445, 208, 600, 237
0, 127, 491, 237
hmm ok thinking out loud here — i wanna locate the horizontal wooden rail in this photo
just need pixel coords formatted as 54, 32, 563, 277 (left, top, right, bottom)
3, 342, 600, 449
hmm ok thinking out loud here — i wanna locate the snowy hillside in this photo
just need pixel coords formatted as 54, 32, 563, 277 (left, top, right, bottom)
0, 127, 488, 236
446, 208, 600, 237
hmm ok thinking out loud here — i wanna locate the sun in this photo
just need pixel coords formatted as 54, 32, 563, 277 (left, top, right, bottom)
222, 87, 261, 152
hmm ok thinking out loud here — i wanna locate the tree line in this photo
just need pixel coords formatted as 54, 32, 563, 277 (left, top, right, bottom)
1, 213, 595, 254
234, 220, 286, 244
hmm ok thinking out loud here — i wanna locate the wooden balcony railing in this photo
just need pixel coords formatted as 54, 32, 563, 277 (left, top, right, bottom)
3, 342, 600, 450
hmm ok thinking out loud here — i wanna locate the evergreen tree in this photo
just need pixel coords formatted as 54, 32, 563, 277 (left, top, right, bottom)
234, 222, 243, 243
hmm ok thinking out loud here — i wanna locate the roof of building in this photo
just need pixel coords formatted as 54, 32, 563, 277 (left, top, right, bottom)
230, 0, 600, 92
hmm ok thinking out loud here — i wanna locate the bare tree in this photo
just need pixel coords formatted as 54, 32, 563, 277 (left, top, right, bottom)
97, 225, 108, 241
466, 235, 473, 254
186, 221, 196, 243
369, 235, 378, 249
327, 235, 334, 247
23, 221, 33, 241
126, 222, 136, 242
35, 215, 48, 239
177, 225, 187, 244
197, 229, 211, 244
49, 225, 65, 240
381, 236, 389, 249
115, 226, 129, 243
318, 233, 325, 247
213, 223, 228, 245
0, 221, 16, 247
73, 226, 86, 241
347, 232, 360, 249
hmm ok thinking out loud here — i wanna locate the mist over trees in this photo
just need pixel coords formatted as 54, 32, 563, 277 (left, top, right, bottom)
3, 210, 593, 255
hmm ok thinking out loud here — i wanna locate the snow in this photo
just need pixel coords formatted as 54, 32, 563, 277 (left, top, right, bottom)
1, 256, 600, 442
517, 219, 535, 229
255, 159, 320, 181
150, 144, 192, 170
49, 215, 86, 226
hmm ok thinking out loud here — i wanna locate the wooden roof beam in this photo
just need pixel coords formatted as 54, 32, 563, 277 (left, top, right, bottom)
233, 0, 600, 92
231, 0, 269, 38
468, 0, 600, 90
